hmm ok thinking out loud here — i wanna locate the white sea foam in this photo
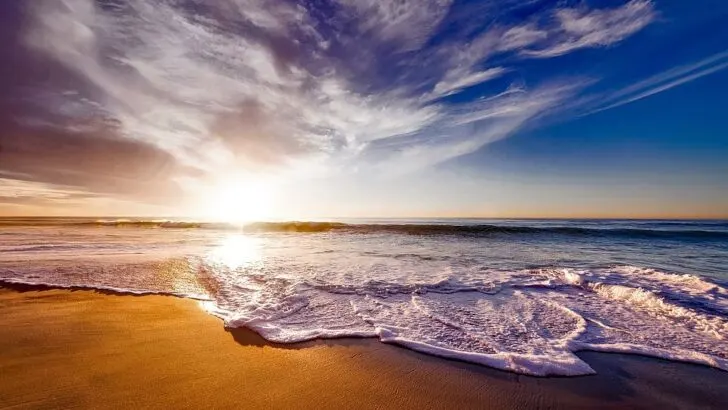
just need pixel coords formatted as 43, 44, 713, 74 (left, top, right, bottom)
1, 224, 727, 376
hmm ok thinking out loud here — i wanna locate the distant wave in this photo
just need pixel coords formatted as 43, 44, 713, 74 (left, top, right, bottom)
323, 223, 728, 240
1, 219, 727, 239
0, 219, 229, 229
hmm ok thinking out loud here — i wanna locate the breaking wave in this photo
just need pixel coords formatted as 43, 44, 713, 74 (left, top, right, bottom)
3, 262, 727, 376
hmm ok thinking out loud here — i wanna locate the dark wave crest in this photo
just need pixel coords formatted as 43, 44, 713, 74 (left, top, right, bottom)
1, 218, 727, 240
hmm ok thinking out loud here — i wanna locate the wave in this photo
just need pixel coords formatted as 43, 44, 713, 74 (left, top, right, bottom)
1, 218, 727, 239
2, 264, 727, 376
0, 244, 108, 252
331, 224, 728, 239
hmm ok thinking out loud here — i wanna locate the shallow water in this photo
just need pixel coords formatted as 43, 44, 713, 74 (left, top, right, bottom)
1, 218, 727, 375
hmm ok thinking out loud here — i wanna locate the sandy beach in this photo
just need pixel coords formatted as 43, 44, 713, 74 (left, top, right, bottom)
1, 285, 727, 410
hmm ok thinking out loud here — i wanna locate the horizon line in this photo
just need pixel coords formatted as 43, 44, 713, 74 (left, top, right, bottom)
1, 215, 727, 221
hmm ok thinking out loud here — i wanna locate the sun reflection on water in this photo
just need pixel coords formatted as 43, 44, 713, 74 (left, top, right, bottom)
208, 234, 262, 270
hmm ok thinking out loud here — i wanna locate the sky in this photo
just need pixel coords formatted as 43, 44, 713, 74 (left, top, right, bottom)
1, 0, 727, 219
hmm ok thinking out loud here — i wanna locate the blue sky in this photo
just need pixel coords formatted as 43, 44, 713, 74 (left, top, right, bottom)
1, 0, 727, 218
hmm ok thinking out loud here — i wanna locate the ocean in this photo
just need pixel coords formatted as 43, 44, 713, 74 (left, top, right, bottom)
1, 217, 726, 376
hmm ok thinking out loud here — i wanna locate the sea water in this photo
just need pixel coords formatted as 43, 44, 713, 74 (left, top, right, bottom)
1, 218, 726, 376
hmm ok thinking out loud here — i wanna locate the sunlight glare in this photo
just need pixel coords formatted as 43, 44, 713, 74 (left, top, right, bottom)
208, 234, 262, 270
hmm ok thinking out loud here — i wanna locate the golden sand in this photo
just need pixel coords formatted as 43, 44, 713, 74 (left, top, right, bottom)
1, 286, 726, 409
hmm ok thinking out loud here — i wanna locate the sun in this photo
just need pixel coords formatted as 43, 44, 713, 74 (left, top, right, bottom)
200, 176, 275, 224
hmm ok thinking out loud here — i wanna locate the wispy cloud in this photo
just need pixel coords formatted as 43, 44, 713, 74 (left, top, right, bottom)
336, 0, 454, 52
3, 0, 657, 205
0, 178, 92, 203
591, 50, 728, 113
429, 68, 508, 100
520, 0, 656, 58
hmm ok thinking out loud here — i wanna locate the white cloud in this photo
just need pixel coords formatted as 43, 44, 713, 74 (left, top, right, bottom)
499, 24, 548, 52
361, 82, 582, 174
522, 0, 655, 58
336, 0, 453, 52
22, 0, 655, 198
25, 0, 451, 176
430, 68, 507, 99
0, 178, 85, 200
424, 1, 655, 102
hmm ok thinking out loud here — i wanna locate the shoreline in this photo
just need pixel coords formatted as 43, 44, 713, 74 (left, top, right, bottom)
1, 286, 727, 409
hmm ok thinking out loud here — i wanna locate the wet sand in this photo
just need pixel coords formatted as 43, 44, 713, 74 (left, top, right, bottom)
1, 285, 727, 409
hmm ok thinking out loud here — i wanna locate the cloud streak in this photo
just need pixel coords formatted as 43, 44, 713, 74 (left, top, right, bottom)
591, 50, 728, 113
